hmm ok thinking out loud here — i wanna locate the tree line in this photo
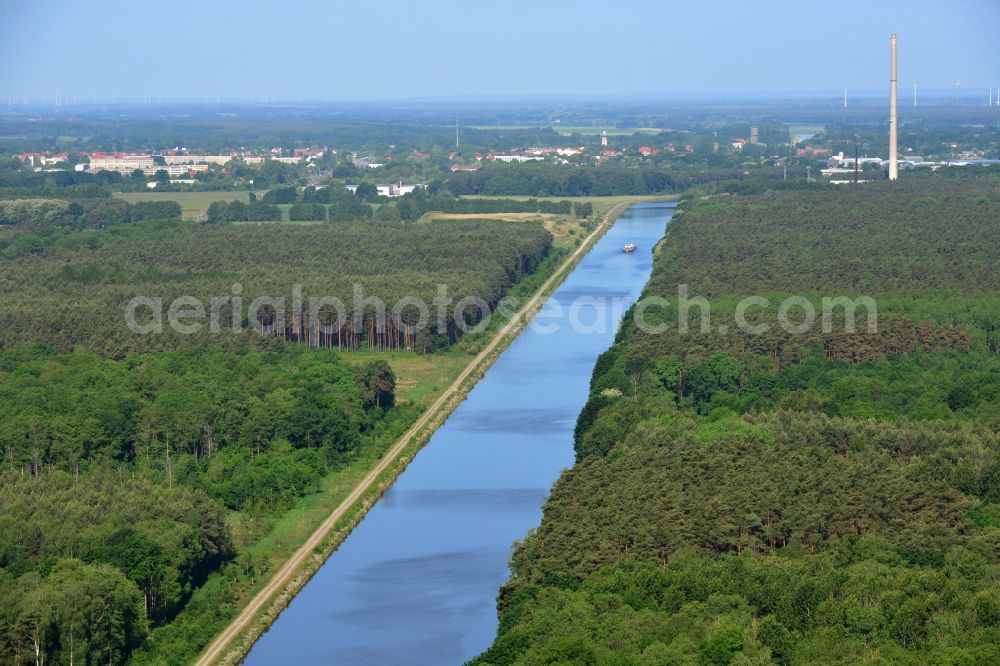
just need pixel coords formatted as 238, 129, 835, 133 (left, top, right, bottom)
443, 163, 789, 197
0, 198, 181, 229
0, 219, 553, 356
218, 185, 593, 224
205, 199, 282, 222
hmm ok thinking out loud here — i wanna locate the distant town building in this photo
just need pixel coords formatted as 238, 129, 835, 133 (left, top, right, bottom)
162, 154, 232, 166
827, 151, 884, 169
490, 154, 544, 163
17, 152, 69, 166
450, 164, 480, 172
293, 147, 326, 159
601, 130, 608, 147
88, 155, 155, 174
377, 183, 419, 197
345, 182, 426, 197
750, 126, 759, 145
86, 154, 209, 177
147, 178, 199, 188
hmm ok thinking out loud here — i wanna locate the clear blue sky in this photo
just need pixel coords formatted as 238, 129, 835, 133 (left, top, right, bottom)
1, 0, 997, 101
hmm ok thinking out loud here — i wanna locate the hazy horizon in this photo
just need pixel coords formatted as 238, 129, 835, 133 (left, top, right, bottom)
2, 0, 998, 102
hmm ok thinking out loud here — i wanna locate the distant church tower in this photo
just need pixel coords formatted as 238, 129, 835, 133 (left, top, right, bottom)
600, 130, 608, 147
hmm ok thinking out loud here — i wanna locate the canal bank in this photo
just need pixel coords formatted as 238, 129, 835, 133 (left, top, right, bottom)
241, 202, 674, 664
196, 200, 657, 666
201, 202, 674, 665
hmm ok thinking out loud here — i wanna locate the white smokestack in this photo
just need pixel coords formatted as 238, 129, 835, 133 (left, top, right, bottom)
889, 33, 898, 181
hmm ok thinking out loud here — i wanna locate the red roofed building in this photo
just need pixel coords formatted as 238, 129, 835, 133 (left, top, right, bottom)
293, 147, 325, 158
795, 146, 830, 157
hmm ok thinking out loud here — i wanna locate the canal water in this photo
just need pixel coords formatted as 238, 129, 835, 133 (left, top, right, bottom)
244, 202, 674, 665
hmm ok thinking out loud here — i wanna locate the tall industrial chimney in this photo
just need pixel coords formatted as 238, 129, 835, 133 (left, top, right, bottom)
888, 33, 898, 181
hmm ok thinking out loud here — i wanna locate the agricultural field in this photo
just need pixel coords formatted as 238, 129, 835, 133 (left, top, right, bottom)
423, 212, 584, 250
788, 122, 826, 140
116, 191, 262, 220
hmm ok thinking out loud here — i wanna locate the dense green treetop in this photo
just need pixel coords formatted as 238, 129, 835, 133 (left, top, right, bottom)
477, 174, 1000, 665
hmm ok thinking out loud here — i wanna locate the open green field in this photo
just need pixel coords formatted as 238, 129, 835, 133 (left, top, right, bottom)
116, 190, 262, 220
114, 197, 347, 223
788, 123, 825, 133
788, 123, 825, 140
415, 208, 593, 250
345, 350, 471, 408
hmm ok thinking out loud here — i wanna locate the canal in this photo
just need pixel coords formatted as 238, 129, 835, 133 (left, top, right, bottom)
244, 202, 674, 665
